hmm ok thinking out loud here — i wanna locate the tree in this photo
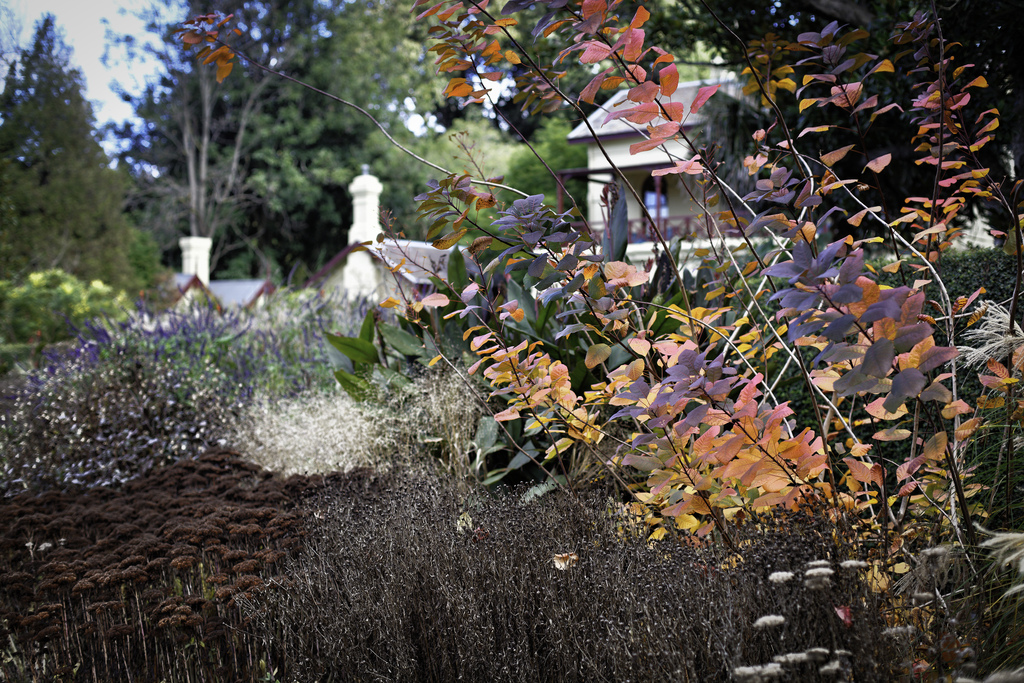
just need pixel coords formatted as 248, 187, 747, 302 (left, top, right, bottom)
0, 16, 148, 290
115, 0, 447, 279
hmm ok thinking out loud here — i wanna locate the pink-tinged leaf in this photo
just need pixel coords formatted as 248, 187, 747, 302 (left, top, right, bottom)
844, 457, 883, 488
865, 153, 892, 173
580, 41, 613, 64
604, 102, 660, 125
869, 102, 903, 122
580, 72, 607, 104
661, 102, 685, 120
835, 605, 853, 628
627, 81, 660, 103
898, 481, 918, 496
629, 337, 651, 356
874, 427, 911, 441
629, 137, 667, 154
865, 396, 907, 420
421, 293, 450, 307
660, 63, 679, 97
622, 28, 644, 62
798, 125, 833, 138
460, 282, 480, 304
896, 454, 927, 481
652, 156, 703, 176
690, 84, 719, 114
494, 407, 521, 422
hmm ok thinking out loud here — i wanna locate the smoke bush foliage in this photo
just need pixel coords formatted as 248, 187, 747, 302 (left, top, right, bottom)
241, 477, 902, 682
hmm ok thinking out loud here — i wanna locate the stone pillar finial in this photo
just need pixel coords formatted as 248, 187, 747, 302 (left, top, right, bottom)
179, 236, 212, 285
349, 171, 384, 245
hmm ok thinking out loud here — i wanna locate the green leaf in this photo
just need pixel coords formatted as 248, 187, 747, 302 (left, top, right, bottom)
358, 311, 375, 343
475, 415, 499, 453
604, 181, 629, 263
448, 246, 468, 291
334, 369, 375, 401
378, 323, 425, 356
482, 469, 511, 486
326, 333, 380, 364
507, 451, 532, 470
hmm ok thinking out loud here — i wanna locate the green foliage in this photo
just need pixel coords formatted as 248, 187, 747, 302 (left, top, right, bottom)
0, 269, 128, 347
0, 16, 142, 290
505, 118, 587, 207
116, 0, 444, 279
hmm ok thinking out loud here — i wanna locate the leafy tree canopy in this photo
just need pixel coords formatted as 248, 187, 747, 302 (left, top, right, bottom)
0, 15, 151, 291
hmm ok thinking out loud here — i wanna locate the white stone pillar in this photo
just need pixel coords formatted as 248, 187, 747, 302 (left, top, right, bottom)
342, 167, 385, 298
349, 165, 383, 244
179, 236, 212, 285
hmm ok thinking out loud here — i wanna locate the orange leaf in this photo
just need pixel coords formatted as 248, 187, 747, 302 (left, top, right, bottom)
215, 60, 233, 83
629, 6, 650, 28
659, 64, 679, 97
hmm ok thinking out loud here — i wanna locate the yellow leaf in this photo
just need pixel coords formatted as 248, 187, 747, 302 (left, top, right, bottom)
433, 229, 467, 250
428, 354, 443, 367
505, 50, 521, 65
674, 514, 700, 532
380, 297, 401, 308
821, 144, 856, 167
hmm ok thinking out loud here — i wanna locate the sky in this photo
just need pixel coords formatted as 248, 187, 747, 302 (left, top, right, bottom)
6, 0, 160, 134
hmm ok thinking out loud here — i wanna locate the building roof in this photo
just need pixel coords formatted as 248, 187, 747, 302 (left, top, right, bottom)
567, 75, 739, 144
207, 279, 275, 307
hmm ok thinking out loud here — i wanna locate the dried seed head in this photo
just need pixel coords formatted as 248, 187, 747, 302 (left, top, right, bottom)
753, 614, 786, 629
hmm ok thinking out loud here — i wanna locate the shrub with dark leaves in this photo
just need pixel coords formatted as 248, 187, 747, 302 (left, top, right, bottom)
241, 478, 905, 682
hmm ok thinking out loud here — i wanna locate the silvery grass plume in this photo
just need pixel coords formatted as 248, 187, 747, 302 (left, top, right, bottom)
979, 527, 1024, 599
959, 301, 1024, 372
230, 389, 396, 476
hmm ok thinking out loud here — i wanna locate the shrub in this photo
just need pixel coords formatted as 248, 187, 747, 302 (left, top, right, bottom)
0, 289, 366, 495
0, 269, 129, 351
